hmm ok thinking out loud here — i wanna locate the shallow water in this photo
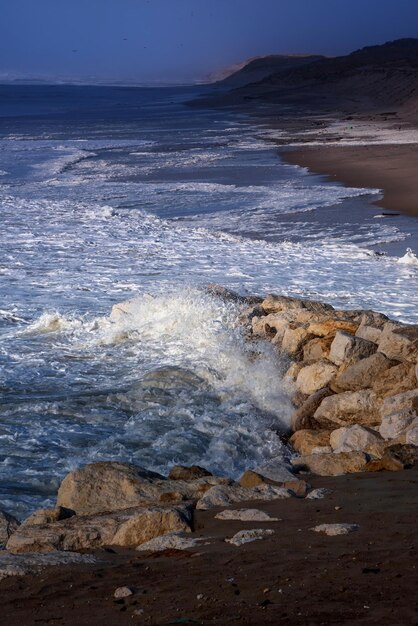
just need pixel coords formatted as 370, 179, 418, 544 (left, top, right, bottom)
0, 85, 417, 518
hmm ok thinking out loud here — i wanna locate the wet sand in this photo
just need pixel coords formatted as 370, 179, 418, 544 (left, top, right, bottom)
283, 143, 418, 218
2, 469, 417, 625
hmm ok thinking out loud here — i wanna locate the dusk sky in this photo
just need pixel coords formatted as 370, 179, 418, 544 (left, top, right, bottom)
2, 0, 418, 84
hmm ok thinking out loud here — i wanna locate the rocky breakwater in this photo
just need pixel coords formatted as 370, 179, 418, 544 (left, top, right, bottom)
245, 293, 418, 476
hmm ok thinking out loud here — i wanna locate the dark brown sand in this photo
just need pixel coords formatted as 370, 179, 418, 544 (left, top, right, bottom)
2, 469, 417, 625
284, 144, 418, 218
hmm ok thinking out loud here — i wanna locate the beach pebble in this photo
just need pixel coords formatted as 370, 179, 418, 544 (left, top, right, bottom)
136, 531, 208, 552
114, 586, 134, 599
311, 523, 359, 536
196, 593, 204, 600
306, 488, 332, 500
215, 508, 279, 522
225, 528, 275, 546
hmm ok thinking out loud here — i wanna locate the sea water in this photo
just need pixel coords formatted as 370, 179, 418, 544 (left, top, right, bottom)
0, 84, 417, 518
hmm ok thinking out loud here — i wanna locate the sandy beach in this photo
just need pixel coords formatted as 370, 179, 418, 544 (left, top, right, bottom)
283, 143, 418, 218
2, 469, 417, 625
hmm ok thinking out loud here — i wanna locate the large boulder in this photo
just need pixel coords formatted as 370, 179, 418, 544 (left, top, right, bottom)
307, 319, 358, 338
303, 335, 334, 361
329, 425, 384, 456
0, 511, 20, 549
0, 552, 99, 582
372, 362, 417, 398
7, 504, 193, 554
57, 462, 232, 515
379, 410, 418, 440
329, 331, 377, 366
280, 325, 314, 358
314, 389, 381, 428
291, 387, 335, 431
332, 353, 394, 393
292, 451, 368, 476
378, 322, 418, 363
380, 389, 418, 419
168, 465, 212, 480
296, 360, 338, 395
261, 294, 334, 316
289, 429, 332, 455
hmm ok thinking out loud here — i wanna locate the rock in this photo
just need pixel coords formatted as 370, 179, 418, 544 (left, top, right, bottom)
252, 315, 288, 340
196, 485, 292, 510
225, 528, 275, 546
284, 361, 304, 381
311, 446, 333, 454
329, 331, 377, 366
281, 325, 314, 358
291, 387, 335, 431
168, 465, 212, 480
314, 389, 380, 428
289, 429, 332, 455
364, 452, 404, 472
136, 531, 207, 552
355, 324, 383, 344
332, 353, 394, 393
380, 390, 418, 419
406, 425, 418, 446
379, 409, 417, 439
385, 444, 418, 467
251, 460, 297, 484
56, 462, 231, 515
215, 509, 279, 522
307, 319, 358, 338
261, 294, 334, 316
311, 523, 359, 536
303, 335, 334, 361
329, 425, 385, 456
372, 362, 417, 398
6, 504, 193, 554
0, 510, 20, 549
0, 552, 99, 581
378, 322, 418, 363
296, 360, 338, 395
306, 488, 333, 500
206, 284, 262, 305
238, 470, 308, 497
114, 586, 134, 599
23, 506, 75, 527
292, 451, 368, 476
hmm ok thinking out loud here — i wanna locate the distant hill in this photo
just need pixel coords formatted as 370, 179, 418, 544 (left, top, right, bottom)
193, 39, 418, 120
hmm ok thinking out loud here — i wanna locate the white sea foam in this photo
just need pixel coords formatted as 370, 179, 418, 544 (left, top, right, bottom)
398, 248, 418, 265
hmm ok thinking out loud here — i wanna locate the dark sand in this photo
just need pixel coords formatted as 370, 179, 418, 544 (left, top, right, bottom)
284, 143, 418, 218
2, 469, 417, 625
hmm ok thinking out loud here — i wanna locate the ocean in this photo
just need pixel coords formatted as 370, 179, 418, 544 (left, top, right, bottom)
0, 84, 417, 518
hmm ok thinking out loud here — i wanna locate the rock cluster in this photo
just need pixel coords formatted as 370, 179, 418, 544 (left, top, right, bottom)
245, 293, 418, 476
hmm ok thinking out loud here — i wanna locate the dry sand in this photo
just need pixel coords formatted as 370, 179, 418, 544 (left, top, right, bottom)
1, 469, 417, 625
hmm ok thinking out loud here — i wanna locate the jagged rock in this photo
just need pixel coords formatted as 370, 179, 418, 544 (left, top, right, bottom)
364, 451, 404, 472
285, 361, 304, 381
261, 294, 334, 316
307, 319, 358, 338
379, 410, 418, 440
281, 325, 314, 357
378, 322, 418, 363
292, 451, 368, 476
0, 552, 99, 581
7, 504, 193, 554
168, 465, 212, 480
372, 362, 417, 398
303, 335, 334, 361
380, 390, 418, 419
329, 331, 377, 366
355, 324, 383, 344
57, 462, 232, 515
0, 511, 20, 549
23, 506, 75, 527
252, 314, 288, 340
225, 528, 275, 546
406, 424, 418, 446
291, 387, 335, 431
332, 353, 394, 393
311, 523, 359, 536
296, 360, 338, 395
195, 485, 292, 510
215, 509, 279, 522
306, 488, 333, 500
252, 460, 298, 484
289, 429, 332, 455
292, 390, 309, 408
314, 389, 380, 428
206, 284, 262, 305
136, 531, 207, 552
330, 425, 385, 456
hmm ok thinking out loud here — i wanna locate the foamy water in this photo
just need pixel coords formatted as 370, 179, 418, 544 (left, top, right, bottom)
0, 85, 417, 518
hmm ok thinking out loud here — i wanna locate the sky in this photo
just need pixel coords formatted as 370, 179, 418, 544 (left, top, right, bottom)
2, 0, 418, 84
